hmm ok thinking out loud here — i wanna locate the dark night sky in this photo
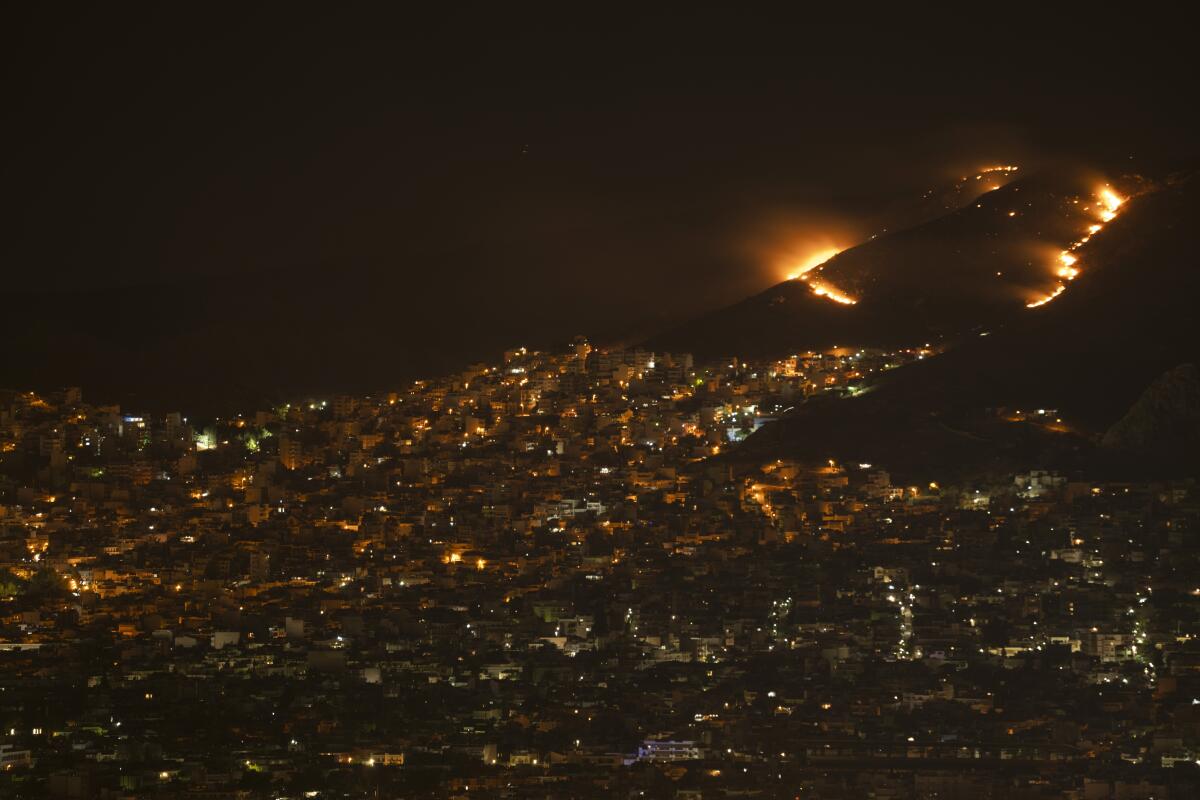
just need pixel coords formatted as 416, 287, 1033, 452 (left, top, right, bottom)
1, 8, 1196, 405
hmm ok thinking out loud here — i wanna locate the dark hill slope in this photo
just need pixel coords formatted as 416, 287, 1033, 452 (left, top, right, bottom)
1102, 363, 1200, 461
732, 170, 1200, 480
649, 167, 1146, 358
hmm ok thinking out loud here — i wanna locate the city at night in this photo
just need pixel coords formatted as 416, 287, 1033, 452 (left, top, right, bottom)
2, 9, 1200, 799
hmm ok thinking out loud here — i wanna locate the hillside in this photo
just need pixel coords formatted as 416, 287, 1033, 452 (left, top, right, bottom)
732, 169, 1200, 480
648, 166, 1148, 358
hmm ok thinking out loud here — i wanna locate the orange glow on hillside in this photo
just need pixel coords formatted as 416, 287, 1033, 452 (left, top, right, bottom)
1100, 188, 1122, 206
805, 278, 857, 305
785, 247, 843, 281
1027, 184, 1126, 309
1027, 284, 1065, 308
1056, 251, 1078, 280
746, 212, 856, 289
975, 165, 1020, 178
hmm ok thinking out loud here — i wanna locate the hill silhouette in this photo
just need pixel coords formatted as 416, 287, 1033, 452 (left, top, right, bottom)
648, 165, 1149, 358
731, 168, 1200, 481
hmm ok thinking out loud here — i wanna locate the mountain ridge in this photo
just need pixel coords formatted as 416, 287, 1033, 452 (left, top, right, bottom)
647, 165, 1153, 358
727, 168, 1200, 481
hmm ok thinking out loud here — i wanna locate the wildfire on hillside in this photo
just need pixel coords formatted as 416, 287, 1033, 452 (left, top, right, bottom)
785, 247, 842, 282
1026, 185, 1125, 308
804, 278, 858, 305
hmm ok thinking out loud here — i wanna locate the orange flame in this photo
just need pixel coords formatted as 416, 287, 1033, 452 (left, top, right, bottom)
1027, 185, 1125, 309
785, 247, 843, 282
806, 279, 857, 305
1056, 251, 1078, 280
1027, 284, 1065, 308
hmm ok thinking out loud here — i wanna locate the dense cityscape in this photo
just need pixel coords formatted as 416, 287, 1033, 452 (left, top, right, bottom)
5, 8, 1199, 800
3, 339, 1199, 798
